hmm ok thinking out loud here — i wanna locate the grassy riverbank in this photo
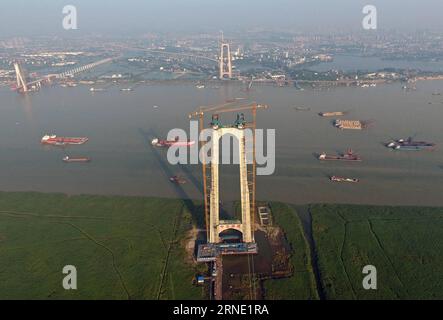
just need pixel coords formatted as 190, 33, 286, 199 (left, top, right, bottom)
0, 192, 203, 299
311, 204, 443, 299
0, 192, 442, 299
262, 203, 319, 300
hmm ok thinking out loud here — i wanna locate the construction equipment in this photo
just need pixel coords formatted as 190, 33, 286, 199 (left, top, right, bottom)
234, 113, 246, 129
210, 114, 222, 130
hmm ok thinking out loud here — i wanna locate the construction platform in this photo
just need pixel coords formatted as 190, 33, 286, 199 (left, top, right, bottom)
197, 243, 258, 262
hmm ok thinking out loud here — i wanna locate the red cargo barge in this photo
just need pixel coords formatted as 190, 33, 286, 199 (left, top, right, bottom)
41, 135, 88, 146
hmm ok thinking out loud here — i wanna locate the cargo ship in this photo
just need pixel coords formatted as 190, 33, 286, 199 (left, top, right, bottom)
89, 87, 106, 92
319, 111, 346, 117
294, 106, 311, 111
169, 176, 187, 184
386, 137, 436, 151
318, 149, 362, 162
151, 137, 195, 147
41, 135, 88, 146
334, 119, 372, 130
62, 156, 91, 163
330, 176, 359, 183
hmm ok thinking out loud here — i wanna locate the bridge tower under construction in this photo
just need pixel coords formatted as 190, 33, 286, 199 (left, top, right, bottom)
189, 103, 268, 246
208, 126, 253, 243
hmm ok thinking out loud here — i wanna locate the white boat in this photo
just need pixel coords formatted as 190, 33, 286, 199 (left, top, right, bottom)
330, 176, 359, 183
89, 87, 105, 92
62, 156, 91, 163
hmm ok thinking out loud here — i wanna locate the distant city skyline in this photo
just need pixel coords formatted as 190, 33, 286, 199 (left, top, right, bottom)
0, 0, 443, 37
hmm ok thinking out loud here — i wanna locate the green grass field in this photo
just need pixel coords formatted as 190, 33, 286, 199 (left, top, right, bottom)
262, 203, 319, 300
0, 192, 203, 300
1, 192, 442, 300
311, 204, 443, 299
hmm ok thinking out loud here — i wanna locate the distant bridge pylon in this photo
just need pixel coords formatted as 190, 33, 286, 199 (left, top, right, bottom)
219, 33, 233, 79
14, 62, 29, 93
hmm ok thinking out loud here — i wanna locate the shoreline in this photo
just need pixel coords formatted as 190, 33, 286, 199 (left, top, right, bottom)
1, 190, 443, 208
3, 75, 443, 91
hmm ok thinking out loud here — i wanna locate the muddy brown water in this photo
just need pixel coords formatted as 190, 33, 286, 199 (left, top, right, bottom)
1, 81, 443, 206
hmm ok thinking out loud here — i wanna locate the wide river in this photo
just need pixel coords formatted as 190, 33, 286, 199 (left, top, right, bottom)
1, 81, 443, 206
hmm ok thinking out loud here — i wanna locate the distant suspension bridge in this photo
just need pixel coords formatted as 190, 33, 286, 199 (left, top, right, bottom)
13, 57, 116, 93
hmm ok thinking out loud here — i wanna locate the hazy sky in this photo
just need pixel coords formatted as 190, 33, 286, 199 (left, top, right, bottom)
1, 0, 443, 36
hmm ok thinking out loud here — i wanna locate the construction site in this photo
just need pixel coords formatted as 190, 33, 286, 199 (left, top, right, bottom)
8, 36, 297, 300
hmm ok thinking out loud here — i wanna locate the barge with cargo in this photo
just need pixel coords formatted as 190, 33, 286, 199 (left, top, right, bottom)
318, 149, 362, 162
330, 176, 360, 183
334, 119, 372, 130
152, 137, 195, 147
319, 111, 347, 117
